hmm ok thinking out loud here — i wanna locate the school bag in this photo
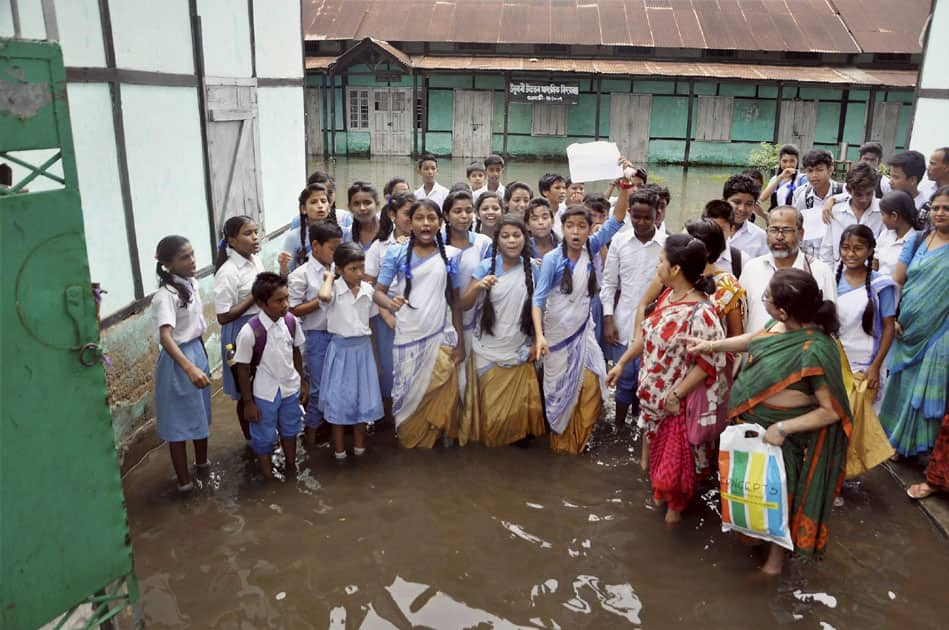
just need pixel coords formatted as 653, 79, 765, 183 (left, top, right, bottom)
247, 313, 298, 379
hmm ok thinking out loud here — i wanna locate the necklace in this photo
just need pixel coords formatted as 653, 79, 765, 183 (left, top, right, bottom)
669, 287, 697, 302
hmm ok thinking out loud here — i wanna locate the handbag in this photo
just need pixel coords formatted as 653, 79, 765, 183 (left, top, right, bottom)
681, 301, 729, 445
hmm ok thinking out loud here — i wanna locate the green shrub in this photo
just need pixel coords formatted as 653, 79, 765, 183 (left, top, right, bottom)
748, 142, 780, 172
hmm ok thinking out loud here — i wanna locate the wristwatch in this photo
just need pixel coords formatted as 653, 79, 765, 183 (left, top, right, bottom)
776, 422, 787, 438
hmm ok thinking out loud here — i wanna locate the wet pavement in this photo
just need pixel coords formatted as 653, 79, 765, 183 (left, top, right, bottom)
124, 387, 949, 629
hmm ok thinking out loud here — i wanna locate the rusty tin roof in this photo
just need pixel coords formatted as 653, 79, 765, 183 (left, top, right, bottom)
305, 52, 917, 87
304, 0, 930, 54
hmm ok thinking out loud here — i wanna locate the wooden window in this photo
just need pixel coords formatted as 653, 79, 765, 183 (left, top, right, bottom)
695, 96, 734, 142
531, 104, 567, 137
348, 88, 370, 131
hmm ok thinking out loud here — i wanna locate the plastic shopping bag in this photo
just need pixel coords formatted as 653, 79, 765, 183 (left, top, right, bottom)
718, 424, 793, 550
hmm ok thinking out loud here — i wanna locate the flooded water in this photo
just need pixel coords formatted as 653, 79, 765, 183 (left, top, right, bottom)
308, 157, 733, 229
124, 388, 949, 629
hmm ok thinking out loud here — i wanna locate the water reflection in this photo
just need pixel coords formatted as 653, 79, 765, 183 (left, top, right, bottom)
123, 391, 949, 628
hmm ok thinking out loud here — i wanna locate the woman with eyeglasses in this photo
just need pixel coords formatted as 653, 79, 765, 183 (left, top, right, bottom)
607, 235, 728, 525
685, 268, 852, 575
880, 185, 949, 477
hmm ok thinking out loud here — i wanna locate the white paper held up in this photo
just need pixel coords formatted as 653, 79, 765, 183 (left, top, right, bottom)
567, 141, 623, 184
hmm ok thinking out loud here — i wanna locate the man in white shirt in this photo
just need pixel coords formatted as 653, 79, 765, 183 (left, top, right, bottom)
414, 152, 449, 208
820, 162, 885, 267
724, 174, 769, 258
601, 191, 665, 427
234, 272, 307, 480
741, 206, 837, 333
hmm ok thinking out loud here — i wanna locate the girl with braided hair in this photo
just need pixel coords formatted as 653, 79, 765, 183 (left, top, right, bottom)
374, 199, 465, 448
279, 183, 335, 274
459, 216, 545, 446
443, 190, 493, 443
531, 161, 632, 454
834, 225, 897, 475
153, 236, 211, 492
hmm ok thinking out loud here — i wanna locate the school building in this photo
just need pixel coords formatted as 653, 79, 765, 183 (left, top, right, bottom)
303, 0, 930, 165
1, 0, 305, 463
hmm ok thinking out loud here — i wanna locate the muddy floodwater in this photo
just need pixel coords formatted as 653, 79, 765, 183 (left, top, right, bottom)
124, 387, 949, 629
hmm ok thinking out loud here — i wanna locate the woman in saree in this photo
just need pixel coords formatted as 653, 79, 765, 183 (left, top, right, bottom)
607, 235, 729, 524
879, 185, 949, 459
686, 268, 852, 574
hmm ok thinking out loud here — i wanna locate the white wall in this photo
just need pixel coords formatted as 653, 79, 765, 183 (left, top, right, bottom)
196, 0, 252, 78
257, 87, 306, 230
57, 0, 105, 67
121, 85, 212, 293
69, 83, 137, 314
253, 0, 302, 79
109, 0, 193, 74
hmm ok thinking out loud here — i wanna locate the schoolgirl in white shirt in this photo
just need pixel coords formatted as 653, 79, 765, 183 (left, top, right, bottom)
212, 215, 264, 441
876, 190, 920, 276
153, 236, 211, 492
318, 242, 384, 459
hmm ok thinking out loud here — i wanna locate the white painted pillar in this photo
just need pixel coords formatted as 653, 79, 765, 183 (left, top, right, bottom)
909, 0, 949, 156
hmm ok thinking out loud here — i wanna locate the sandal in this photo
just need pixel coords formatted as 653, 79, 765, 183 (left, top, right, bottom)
907, 482, 936, 500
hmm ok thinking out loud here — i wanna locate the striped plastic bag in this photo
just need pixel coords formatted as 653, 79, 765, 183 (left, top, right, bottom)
718, 424, 793, 550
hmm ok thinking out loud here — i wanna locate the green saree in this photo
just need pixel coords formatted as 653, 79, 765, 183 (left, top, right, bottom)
727, 326, 853, 560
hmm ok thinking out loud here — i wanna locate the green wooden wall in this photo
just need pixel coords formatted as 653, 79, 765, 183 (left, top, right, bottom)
309, 65, 914, 165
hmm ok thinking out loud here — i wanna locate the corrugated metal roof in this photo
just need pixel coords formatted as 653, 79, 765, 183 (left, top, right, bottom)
303, 0, 929, 54
304, 53, 917, 88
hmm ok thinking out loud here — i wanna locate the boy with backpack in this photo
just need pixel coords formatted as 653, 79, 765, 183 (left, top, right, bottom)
234, 272, 307, 480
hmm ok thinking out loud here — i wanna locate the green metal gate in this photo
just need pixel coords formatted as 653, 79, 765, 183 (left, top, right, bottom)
1, 39, 137, 629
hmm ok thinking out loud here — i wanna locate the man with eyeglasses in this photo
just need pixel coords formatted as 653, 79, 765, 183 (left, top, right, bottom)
739, 205, 837, 332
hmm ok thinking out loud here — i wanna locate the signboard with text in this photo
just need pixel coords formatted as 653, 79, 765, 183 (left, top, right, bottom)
508, 81, 580, 104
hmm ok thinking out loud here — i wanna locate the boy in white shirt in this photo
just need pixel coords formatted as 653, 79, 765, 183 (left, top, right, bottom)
601, 190, 665, 427
473, 154, 506, 203
724, 174, 769, 258
414, 153, 449, 208
887, 150, 932, 227
820, 162, 884, 267
234, 272, 307, 480
288, 221, 343, 447
793, 149, 844, 256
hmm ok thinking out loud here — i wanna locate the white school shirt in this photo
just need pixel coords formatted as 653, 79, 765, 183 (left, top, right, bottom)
819, 197, 884, 267
740, 251, 837, 333
365, 235, 405, 298
287, 257, 330, 331
793, 180, 845, 248
414, 182, 450, 208
875, 227, 917, 276
213, 248, 264, 316
600, 229, 666, 345
152, 276, 207, 344
325, 278, 377, 337
233, 311, 306, 401
472, 183, 505, 205
728, 220, 769, 259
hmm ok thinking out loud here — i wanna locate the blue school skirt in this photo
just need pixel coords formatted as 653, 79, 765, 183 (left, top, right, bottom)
220, 313, 254, 400
370, 314, 395, 398
155, 337, 212, 442
319, 335, 383, 425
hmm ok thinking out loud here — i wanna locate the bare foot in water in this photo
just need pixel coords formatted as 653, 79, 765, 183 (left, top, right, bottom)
664, 507, 682, 525
760, 543, 784, 576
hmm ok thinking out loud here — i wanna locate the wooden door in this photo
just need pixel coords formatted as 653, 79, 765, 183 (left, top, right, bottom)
778, 100, 818, 152
870, 101, 902, 160
452, 90, 493, 158
609, 94, 652, 164
205, 77, 263, 233
305, 86, 323, 156
370, 88, 412, 156
695, 96, 734, 141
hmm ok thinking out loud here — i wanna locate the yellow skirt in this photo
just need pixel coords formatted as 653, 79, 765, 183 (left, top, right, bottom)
845, 372, 894, 478
397, 346, 460, 449
474, 362, 546, 447
549, 369, 602, 455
